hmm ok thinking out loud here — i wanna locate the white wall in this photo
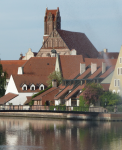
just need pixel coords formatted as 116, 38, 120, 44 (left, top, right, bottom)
5, 75, 18, 95
55, 99, 60, 105
77, 100, 79, 106
6, 92, 37, 105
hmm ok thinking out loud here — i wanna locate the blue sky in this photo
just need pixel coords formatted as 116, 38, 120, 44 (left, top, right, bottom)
0, 0, 122, 60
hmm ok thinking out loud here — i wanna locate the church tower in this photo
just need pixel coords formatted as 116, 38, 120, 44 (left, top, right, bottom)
44, 7, 61, 38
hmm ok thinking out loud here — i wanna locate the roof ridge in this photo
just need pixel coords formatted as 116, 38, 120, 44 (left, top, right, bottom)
64, 82, 81, 99
54, 83, 70, 97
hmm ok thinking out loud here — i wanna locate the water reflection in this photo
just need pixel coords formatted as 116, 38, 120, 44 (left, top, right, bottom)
0, 117, 122, 150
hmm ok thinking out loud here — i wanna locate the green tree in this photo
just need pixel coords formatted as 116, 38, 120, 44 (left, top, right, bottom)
82, 83, 104, 105
0, 64, 7, 97
46, 71, 63, 86
100, 91, 121, 107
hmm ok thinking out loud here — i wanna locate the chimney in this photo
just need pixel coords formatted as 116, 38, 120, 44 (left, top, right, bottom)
102, 62, 106, 74
52, 79, 57, 87
80, 64, 86, 75
104, 49, 108, 53
18, 67, 23, 75
91, 63, 97, 74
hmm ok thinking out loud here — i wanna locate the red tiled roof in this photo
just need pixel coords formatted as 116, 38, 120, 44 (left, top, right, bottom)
59, 55, 84, 79
57, 29, 99, 58
1, 60, 27, 78
88, 67, 102, 79
68, 70, 79, 79
65, 84, 85, 100
54, 85, 73, 100
33, 87, 58, 100
99, 52, 119, 59
13, 75, 48, 93
100, 66, 115, 78
23, 57, 56, 76
59, 84, 66, 89
77, 68, 91, 79
0, 93, 18, 105
101, 84, 110, 91
84, 58, 117, 67
33, 88, 59, 105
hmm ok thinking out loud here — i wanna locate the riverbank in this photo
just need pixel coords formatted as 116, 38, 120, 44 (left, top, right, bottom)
0, 111, 122, 121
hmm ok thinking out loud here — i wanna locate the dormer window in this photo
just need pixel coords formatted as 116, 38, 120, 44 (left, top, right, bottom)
30, 84, 35, 91
39, 84, 44, 91
22, 84, 27, 91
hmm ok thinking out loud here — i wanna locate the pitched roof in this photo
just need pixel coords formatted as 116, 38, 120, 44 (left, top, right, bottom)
77, 68, 91, 79
23, 57, 56, 76
101, 84, 110, 91
88, 67, 102, 79
84, 58, 117, 67
0, 93, 18, 105
1, 60, 27, 78
100, 66, 115, 78
59, 55, 84, 79
13, 75, 47, 93
65, 84, 85, 100
57, 29, 99, 58
33, 87, 59, 102
99, 52, 119, 59
33, 87, 57, 100
54, 85, 73, 100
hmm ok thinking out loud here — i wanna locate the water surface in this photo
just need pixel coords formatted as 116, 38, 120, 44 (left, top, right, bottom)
0, 117, 122, 150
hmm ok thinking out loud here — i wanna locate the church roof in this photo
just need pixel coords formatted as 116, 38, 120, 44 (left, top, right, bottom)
57, 29, 99, 58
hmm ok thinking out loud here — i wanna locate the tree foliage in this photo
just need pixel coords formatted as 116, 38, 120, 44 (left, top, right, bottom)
100, 91, 121, 107
82, 83, 104, 105
0, 64, 7, 97
46, 71, 63, 86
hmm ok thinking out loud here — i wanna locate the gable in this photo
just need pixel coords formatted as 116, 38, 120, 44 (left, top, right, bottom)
5, 75, 19, 95
109, 46, 122, 94
41, 29, 68, 49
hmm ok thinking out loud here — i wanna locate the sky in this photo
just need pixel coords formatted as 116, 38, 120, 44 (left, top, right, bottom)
0, 0, 122, 60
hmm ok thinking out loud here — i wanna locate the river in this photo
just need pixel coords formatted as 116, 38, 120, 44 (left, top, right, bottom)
0, 117, 122, 150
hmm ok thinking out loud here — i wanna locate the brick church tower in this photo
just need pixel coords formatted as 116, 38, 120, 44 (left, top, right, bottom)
43, 7, 61, 41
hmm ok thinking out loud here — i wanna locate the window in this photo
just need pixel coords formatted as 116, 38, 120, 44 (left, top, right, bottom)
22, 84, 27, 91
114, 79, 120, 87
39, 84, 44, 91
118, 79, 120, 87
30, 84, 35, 91
23, 86, 27, 91
117, 67, 122, 75
118, 68, 120, 75
114, 79, 116, 87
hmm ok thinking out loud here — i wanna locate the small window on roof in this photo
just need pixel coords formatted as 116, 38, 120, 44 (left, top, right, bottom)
22, 84, 27, 91
30, 84, 35, 91
39, 84, 44, 91
24, 87, 26, 90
